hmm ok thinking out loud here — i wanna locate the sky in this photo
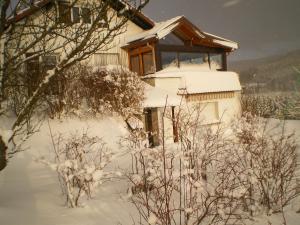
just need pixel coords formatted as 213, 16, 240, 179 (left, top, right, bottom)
143, 0, 300, 61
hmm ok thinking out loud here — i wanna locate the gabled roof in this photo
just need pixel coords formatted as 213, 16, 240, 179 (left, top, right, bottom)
6, 0, 155, 30
122, 16, 238, 51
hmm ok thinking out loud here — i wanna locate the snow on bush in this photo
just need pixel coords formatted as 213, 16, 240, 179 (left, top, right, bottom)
40, 129, 114, 208
45, 63, 144, 119
124, 114, 249, 225
227, 113, 298, 214
124, 110, 298, 224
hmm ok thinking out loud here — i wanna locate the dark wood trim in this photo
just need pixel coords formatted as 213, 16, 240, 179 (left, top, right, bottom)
154, 42, 162, 71
208, 52, 211, 69
129, 45, 153, 56
222, 52, 227, 71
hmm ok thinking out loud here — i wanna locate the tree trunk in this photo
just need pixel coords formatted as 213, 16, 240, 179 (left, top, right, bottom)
0, 136, 7, 171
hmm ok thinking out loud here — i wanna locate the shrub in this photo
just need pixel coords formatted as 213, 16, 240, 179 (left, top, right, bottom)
41, 129, 114, 208
43, 64, 144, 119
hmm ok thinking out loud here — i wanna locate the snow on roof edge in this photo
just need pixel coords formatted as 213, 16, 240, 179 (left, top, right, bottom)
123, 16, 238, 50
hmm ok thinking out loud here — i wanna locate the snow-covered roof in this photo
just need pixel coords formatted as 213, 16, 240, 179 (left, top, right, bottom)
145, 65, 241, 94
180, 71, 242, 94
203, 32, 238, 49
145, 64, 212, 78
125, 16, 183, 44
123, 16, 238, 50
143, 83, 182, 108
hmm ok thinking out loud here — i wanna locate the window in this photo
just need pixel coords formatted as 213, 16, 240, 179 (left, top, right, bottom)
142, 52, 155, 75
26, 53, 41, 95
72, 7, 80, 23
161, 51, 224, 70
59, 4, 92, 24
210, 53, 222, 70
198, 102, 219, 124
82, 8, 91, 24
129, 48, 155, 76
160, 33, 184, 46
161, 52, 178, 69
94, 53, 120, 66
42, 55, 59, 95
25, 54, 59, 96
179, 52, 208, 66
130, 55, 140, 75
58, 3, 72, 24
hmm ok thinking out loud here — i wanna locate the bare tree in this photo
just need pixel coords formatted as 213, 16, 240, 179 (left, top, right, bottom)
0, 0, 149, 170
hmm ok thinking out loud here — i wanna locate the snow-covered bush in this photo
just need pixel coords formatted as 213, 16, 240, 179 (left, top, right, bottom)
125, 108, 298, 224
45, 63, 144, 119
82, 66, 144, 118
42, 130, 114, 208
125, 113, 248, 225
227, 113, 298, 214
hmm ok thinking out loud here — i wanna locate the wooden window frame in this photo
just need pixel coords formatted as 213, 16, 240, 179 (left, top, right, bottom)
128, 44, 156, 76
157, 44, 228, 71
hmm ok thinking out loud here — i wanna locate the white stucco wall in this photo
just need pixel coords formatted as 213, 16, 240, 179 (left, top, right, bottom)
143, 74, 242, 128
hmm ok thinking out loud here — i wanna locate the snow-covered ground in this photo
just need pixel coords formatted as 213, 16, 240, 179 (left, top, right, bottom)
0, 118, 299, 225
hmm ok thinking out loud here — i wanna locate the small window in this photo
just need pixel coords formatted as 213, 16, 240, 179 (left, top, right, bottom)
142, 52, 155, 75
58, 3, 72, 24
72, 7, 80, 23
82, 8, 91, 24
130, 55, 140, 75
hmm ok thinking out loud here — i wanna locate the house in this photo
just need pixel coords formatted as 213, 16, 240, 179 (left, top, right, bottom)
119, 15, 242, 146
2, 0, 241, 146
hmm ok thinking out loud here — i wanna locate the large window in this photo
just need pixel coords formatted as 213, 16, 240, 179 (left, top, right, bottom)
130, 50, 155, 76
161, 51, 224, 70
162, 51, 209, 69
179, 52, 208, 66
161, 52, 178, 69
